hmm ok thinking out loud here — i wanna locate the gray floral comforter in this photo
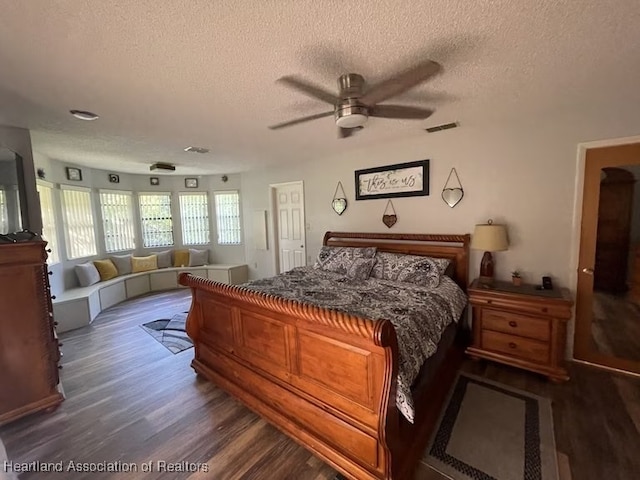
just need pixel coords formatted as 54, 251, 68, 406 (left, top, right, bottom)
242, 267, 467, 422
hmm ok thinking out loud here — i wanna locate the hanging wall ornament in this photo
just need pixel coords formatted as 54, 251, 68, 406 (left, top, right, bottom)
331, 181, 348, 215
441, 167, 464, 208
382, 200, 397, 228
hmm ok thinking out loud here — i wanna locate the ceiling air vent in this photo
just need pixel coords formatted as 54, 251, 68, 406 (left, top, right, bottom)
150, 162, 176, 172
425, 122, 458, 133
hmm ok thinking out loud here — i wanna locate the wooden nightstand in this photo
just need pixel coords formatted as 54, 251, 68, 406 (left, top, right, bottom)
466, 279, 573, 382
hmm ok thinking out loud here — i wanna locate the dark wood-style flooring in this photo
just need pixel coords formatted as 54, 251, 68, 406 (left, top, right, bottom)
1, 290, 639, 480
592, 291, 640, 362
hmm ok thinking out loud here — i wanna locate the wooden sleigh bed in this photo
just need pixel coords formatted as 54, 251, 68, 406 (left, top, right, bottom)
179, 232, 470, 480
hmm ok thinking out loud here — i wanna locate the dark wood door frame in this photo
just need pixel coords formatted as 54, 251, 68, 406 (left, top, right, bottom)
574, 142, 640, 373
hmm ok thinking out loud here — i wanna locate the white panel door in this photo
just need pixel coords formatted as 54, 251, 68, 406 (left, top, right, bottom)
274, 182, 306, 273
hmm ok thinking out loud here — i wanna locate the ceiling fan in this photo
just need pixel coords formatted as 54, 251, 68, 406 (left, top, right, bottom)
269, 60, 441, 138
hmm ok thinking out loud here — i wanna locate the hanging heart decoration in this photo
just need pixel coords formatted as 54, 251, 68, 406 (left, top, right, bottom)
382, 214, 397, 228
332, 198, 347, 215
331, 181, 348, 216
442, 167, 464, 208
442, 188, 464, 208
382, 200, 397, 228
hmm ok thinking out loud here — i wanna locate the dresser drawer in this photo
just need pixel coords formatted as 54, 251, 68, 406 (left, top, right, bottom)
472, 297, 569, 318
481, 330, 549, 364
482, 309, 550, 341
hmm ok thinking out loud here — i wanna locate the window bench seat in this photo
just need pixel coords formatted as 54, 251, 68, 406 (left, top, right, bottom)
52, 264, 248, 333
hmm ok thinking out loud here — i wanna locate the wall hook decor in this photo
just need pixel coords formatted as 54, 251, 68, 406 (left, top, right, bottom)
332, 181, 348, 215
382, 200, 397, 228
442, 167, 464, 208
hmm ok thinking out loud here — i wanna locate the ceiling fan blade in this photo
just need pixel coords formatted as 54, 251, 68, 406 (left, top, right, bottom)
338, 126, 363, 138
360, 60, 441, 106
369, 105, 434, 120
269, 111, 334, 130
277, 76, 339, 104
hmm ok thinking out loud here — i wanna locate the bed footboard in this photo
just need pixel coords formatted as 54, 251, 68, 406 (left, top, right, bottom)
179, 273, 402, 479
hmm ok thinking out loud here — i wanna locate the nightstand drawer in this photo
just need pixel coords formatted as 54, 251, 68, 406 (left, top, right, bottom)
482, 330, 549, 364
472, 297, 569, 318
482, 309, 550, 341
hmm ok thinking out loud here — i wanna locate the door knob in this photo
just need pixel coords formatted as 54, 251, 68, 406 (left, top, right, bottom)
582, 268, 594, 275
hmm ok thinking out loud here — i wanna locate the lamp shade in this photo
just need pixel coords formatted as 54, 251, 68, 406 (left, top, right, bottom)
471, 222, 508, 252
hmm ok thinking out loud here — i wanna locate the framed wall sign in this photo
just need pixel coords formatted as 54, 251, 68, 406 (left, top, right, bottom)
66, 167, 82, 181
185, 178, 198, 188
108, 174, 120, 184
355, 159, 429, 200
150, 177, 160, 186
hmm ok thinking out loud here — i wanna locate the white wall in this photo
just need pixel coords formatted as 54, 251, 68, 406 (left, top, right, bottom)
242, 114, 640, 289
33, 153, 244, 294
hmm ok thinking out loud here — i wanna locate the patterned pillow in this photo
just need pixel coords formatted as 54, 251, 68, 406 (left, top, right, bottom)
93, 259, 118, 281
371, 252, 441, 288
314, 246, 377, 277
346, 257, 378, 281
132, 255, 158, 273
430, 257, 452, 275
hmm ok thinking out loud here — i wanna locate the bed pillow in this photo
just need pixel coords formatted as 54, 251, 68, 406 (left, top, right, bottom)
111, 254, 132, 275
75, 262, 101, 287
173, 249, 190, 267
314, 246, 377, 278
93, 259, 118, 281
430, 257, 452, 276
345, 257, 378, 281
132, 255, 158, 273
189, 249, 209, 267
151, 250, 172, 269
371, 252, 441, 288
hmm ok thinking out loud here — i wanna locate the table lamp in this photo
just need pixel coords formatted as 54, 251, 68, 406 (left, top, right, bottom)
471, 219, 509, 286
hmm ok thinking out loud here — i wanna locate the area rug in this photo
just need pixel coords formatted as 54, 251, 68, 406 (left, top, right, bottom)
425, 373, 558, 480
333, 373, 558, 480
140, 312, 193, 354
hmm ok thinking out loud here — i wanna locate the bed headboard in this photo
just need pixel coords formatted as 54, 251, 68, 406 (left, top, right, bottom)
323, 231, 471, 291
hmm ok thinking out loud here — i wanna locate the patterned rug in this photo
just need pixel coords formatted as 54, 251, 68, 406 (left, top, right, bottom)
334, 373, 558, 480
140, 312, 193, 354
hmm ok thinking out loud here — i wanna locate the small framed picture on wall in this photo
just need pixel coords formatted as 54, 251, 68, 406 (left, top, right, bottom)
66, 167, 82, 181
108, 174, 120, 184
150, 177, 160, 186
185, 178, 198, 188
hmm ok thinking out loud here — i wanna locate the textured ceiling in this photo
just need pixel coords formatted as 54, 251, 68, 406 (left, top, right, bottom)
0, 0, 639, 174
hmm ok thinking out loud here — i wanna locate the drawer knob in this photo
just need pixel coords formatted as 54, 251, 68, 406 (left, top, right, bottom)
509, 321, 517, 327
509, 342, 517, 349
51, 295, 56, 300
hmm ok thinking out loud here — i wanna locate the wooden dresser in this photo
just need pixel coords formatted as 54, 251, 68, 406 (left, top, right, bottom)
466, 279, 573, 382
0, 241, 63, 426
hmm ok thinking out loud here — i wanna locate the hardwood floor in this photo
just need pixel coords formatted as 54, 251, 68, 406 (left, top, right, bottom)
592, 291, 640, 362
1, 290, 639, 480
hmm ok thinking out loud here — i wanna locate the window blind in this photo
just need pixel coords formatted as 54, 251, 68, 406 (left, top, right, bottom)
36, 183, 60, 264
100, 190, 135, 252
179, 193, 210, 245
139, 193, 174, 248
214, 191, 241, 245
61, 187, 97, 259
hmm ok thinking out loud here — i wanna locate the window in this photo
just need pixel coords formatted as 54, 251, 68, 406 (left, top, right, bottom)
100, 190, 135, 252
61, 187, 97, 259
0, 189, 7, 234
213, 191, 241, 245
139, 193, 174, 248
179, 193, 210, 245
36, 183, 60, 264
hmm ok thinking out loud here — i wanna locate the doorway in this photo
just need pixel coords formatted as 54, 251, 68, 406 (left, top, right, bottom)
574, 142, 640, 373
270, 181, 306, 274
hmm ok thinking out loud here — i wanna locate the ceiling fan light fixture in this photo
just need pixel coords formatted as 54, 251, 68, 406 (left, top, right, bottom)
69, 109, 99, 121
335, 113, 368, 129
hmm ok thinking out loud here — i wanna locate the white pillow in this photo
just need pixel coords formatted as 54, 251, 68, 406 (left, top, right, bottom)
110, 254, 132, 275
75, 262, 101, 287
189, 249, 209, 267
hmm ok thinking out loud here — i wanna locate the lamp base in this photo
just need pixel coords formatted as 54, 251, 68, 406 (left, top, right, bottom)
478, 251, 495, 288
